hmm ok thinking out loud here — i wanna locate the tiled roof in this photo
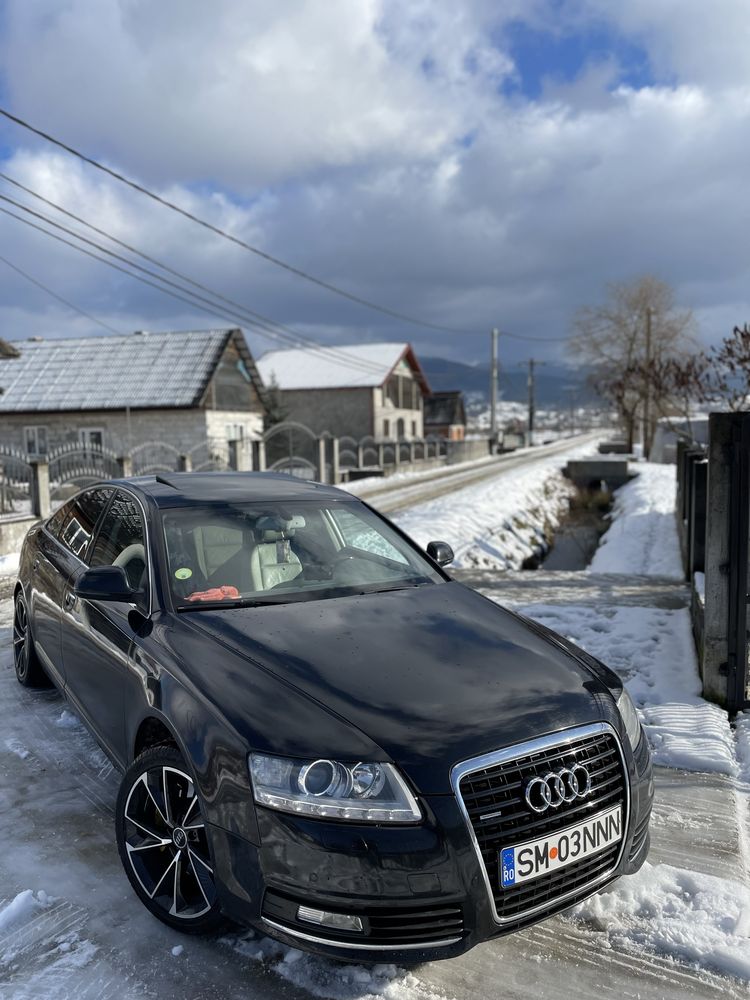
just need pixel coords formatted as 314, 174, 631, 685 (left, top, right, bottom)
0, 329, 250, 412
257, 342, 429, 391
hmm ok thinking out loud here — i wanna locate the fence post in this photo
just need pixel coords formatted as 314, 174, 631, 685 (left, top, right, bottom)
357, 443, 365, 469
317, 438, 327, 483
117, 454, 133, 478
394, 441, 401, 467
178, 454, 192, 472
377, 443, 385, 467
409, 441, 416, 463
331, 438, 341, 484
689, 459, 707, 575
30, 459, 51, 519
703, 414, 737, 704
256, 440, 266, 471
235, 439, 252, 472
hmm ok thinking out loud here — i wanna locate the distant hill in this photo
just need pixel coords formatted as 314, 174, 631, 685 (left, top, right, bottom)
419, 356, 599, 408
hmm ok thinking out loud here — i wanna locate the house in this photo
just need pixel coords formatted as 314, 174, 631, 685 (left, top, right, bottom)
256, 342, 430, 440
0, 328, 268, 459
424, 391, 467, 441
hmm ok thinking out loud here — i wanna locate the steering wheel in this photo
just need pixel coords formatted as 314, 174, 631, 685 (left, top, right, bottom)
113, 543, 146, 587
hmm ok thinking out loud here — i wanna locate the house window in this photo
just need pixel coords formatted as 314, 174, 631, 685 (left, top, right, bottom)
397, 418, 405, 439
24, 425, 48, 456
226, 423, 246, 442
412, 420, 418, 437
383, 419, 390, 439
411, 382, 419, 409
79, 428, 104, 452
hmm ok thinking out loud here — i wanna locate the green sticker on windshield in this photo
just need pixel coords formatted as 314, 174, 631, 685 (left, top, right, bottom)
175, 567, 193, 580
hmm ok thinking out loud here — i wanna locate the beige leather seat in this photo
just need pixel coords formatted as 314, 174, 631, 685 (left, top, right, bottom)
250, 518, 303, 591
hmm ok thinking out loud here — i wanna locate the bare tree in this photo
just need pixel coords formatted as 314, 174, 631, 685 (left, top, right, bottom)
571, 276, 695, 452
710, 324, 750, 410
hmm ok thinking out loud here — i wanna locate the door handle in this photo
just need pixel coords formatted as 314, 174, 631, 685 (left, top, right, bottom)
63, 591, 76, 610
33, 558, 40, 571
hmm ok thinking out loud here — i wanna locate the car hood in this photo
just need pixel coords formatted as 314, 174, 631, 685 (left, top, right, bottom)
183, 581, 616, 793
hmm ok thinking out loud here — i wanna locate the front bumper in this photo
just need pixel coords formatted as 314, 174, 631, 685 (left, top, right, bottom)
210, 726, 653, 962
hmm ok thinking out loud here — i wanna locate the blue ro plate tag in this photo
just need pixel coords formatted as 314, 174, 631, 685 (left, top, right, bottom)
497, 804, 622, 890
500, 848, 516, 888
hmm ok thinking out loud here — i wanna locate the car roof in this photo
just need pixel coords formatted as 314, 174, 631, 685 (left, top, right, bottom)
115, 472, 354, 508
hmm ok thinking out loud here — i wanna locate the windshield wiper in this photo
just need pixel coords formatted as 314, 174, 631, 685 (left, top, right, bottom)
177, 596, 293, 612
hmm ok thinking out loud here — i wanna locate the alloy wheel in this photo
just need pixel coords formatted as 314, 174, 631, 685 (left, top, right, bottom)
122, 764, 216, 920
13, 597, 30, 681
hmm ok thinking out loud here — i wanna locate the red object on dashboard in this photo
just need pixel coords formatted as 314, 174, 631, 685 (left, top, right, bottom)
186, 586, 241, 602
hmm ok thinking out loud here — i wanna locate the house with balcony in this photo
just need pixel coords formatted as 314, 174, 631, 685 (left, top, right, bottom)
256, 342, 430, 441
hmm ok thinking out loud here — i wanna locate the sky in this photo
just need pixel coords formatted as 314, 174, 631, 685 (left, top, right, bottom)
0, 0, 749, 367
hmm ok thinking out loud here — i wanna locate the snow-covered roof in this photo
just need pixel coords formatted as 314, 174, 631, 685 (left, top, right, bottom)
0, 328, 265, 413
257, 342, 430, 392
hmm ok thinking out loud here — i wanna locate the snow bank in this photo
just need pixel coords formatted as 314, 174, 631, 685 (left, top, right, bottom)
0, 889, 48, 933
514, 603, 737, 775
589, 463, 682, 578
571, 861, 750, 983
394, 442, 597, 570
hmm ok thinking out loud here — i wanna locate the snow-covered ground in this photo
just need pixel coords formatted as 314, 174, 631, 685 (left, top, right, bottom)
392, 439, 597, 570
590, 463, 683, 578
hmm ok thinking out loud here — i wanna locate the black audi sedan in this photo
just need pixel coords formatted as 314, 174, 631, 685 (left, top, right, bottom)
13, 472, 653, 961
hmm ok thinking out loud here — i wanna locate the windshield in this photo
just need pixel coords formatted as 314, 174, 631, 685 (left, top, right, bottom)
160, 499, 443, 609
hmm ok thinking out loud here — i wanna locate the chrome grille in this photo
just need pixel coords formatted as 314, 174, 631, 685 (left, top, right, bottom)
454, 724, 628, 926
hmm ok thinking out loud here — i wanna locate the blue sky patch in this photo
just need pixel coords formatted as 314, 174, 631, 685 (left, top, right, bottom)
500, 19, 655, 99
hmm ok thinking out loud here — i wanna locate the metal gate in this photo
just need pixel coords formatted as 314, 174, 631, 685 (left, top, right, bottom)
726, 415, 750, 712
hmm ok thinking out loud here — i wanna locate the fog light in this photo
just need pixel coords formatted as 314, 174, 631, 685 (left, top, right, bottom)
297, 905, 364, 933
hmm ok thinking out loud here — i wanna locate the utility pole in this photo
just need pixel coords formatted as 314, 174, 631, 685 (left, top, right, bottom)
643, 306, 652, 459
490, 328, 499, 442
524, 358, 545, 446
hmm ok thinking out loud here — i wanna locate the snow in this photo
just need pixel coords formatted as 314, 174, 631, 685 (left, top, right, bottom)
589, 463, 683, 578
0, 891, 48, 934
570, 862, 750, 983
392, 441, 597, 570
511, 602, 738, 776
257, 342, 408, 389
694, 570, 705, 604
0, 551, 19, 576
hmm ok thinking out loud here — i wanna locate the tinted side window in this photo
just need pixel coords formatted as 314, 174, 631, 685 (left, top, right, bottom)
89, 490, 148, 591
54, 488, 113, 559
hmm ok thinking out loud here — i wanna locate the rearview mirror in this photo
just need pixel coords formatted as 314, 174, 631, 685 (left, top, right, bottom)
426, 540, 454, 567
74, 565, 141, 602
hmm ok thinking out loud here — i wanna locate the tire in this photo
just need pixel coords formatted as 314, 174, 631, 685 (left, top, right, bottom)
116, 745, 225, 934
13, 591, 49, 688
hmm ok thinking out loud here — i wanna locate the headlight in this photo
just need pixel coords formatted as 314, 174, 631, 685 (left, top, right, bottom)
249, 753, 422, 823
616, 687, 642, 750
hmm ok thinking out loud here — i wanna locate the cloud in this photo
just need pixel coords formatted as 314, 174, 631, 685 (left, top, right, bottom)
0, 0, 749, 366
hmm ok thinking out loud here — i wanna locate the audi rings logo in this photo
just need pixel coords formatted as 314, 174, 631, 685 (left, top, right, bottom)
523, 764, 593, 813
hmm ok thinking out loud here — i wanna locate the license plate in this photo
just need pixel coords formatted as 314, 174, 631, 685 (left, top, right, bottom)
499, 805, 622, 889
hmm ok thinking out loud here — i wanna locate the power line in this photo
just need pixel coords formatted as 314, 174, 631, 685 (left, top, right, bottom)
0, 190, 399, 379
0, 251, 123, 334
0, 106, 465, 334
0, 107, 570, 345
0, 170, 395, 377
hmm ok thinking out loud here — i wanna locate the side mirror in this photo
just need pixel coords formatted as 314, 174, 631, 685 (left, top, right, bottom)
74, 565, 141, 602
426, 540, 454, 567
